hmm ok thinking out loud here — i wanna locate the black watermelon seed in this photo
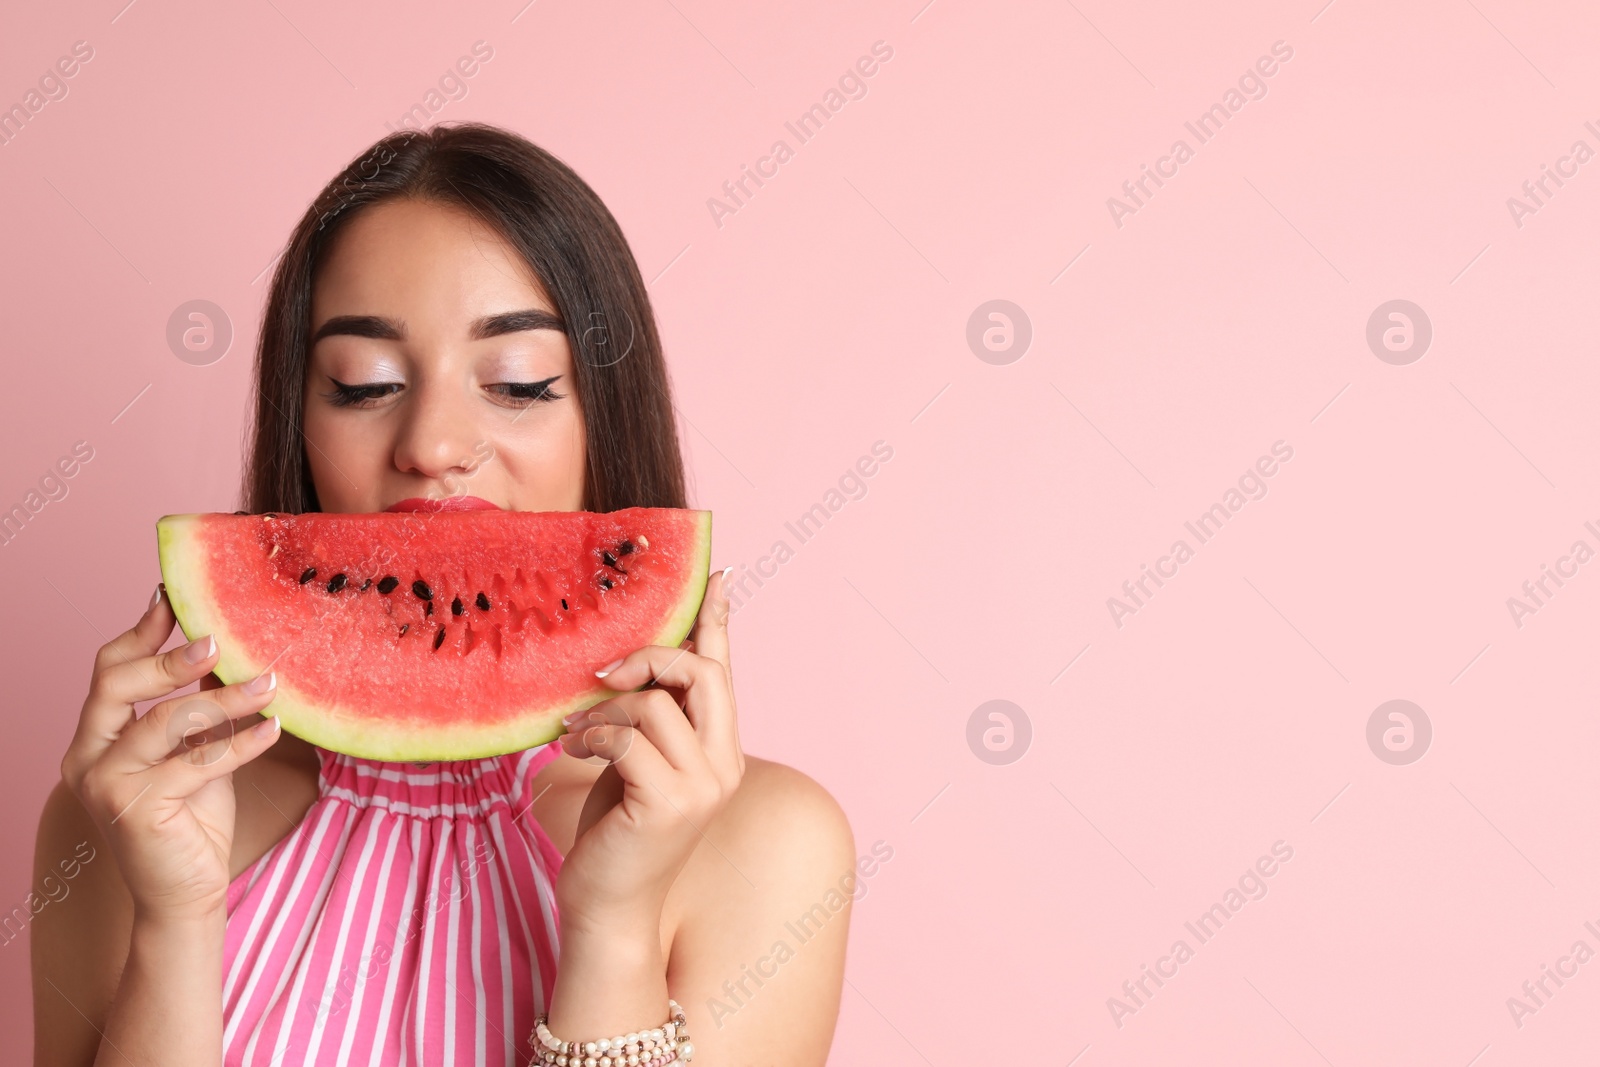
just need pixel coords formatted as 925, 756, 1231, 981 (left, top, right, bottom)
360, 578, 372, 591
601, 550, 619, 568
398, 624, 410, 636
412, 580, 432, 601
232, 510, 248, 515
451, 596, 464, 616
475, 591, 490, 611
560, 598, 569, 611
617, 540, 634, 556
299, 567, 317, 584
377, 576, 399, 594
599, 576, 615, 590
425, 600, 434, 617
326, 573, 348, 593
433, 627, 446, 650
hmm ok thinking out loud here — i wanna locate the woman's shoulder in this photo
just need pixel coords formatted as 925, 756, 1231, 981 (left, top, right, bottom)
664, 755, 856, 935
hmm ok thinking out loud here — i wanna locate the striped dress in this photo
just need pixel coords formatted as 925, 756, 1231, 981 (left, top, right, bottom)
221, 742, 565, 1065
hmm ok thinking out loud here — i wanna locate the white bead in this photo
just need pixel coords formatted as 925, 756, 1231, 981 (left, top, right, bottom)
679, 1041, 695, 1062
586, 1044, 598, 1057
555, 1057, 567, 1067
625, 1033, 638, 1045
627, 1057, 639, 1067
651, 1029, 664, 1044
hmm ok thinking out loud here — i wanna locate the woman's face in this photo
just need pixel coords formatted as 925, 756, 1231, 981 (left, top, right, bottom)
303, 197, 586, 514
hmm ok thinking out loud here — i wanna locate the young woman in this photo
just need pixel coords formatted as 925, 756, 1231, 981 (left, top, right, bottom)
31, 123, 855, 1066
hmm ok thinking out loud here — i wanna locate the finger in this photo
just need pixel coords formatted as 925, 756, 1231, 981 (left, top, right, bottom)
67, 587, 198, 780
687, 567, 733, 676
107, 671, 279, 770
561, 723, 676, 789
91, 631, 220, 709
90, 584, 180, 682
564, 689, 707, 773
144, 715, 282, 798
595, 643, 735, 756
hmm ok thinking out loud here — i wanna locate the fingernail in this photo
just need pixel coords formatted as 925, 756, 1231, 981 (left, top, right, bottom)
594, 658, 623, 678
183, 635, 216, 664
243, 671, 276, 695
147, 586, 161, 613
254, 716, 281, 738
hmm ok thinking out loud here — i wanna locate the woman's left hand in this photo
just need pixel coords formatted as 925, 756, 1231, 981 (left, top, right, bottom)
554, 567, 744, 937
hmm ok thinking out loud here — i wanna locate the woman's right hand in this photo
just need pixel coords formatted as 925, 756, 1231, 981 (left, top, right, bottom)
59, 584, 284, 922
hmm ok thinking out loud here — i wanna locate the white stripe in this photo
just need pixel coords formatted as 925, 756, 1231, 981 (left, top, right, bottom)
333, 815, 401, 1066
370, 820, 424, 1067
340, 757, 511, 787
237, 810, 359, 1063
298, 809, 388, 1063
517, 815, 562, 966
321, 783, 511, 819
507, 813, 560, 1012
505, 747, 540, 809
480, 817, 515, 1063
224, 806, 326, 1009
484, 816, 539, 1016
465, 822, 488, 1059
444, 825, 462, 1067
413, 820, 456, 1060
223, 803, 341, 1046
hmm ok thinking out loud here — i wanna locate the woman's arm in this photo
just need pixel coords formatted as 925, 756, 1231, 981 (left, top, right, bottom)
545, 570, 854, 1064
660, 758, 856, 1063
32, 782, 227, 1067
34, 587, 283, 1066
544, 760, 855, 1065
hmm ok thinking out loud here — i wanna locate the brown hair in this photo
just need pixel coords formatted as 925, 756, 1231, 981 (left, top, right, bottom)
243, 122, 686, 513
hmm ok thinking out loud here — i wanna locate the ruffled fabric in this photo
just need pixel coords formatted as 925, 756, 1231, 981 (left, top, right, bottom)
221, 743, 564, 1066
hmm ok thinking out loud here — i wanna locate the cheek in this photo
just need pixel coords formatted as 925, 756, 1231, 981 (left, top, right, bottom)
302, 397, 391, 511
498, 403, 587, 510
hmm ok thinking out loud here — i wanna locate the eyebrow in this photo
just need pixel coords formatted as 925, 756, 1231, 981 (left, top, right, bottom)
309, 308, 567, 345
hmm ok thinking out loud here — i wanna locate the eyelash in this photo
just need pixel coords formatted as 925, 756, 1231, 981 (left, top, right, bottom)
324, 378, 566, 408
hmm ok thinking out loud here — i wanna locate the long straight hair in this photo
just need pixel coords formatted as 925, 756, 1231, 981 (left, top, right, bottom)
243, 122, 687, 513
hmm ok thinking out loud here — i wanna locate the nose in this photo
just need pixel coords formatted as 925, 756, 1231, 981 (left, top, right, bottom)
391, 379, 480, 483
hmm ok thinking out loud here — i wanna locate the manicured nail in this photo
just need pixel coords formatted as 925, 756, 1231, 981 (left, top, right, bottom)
183, 635, 216, 664
147, 586, 162, 613
254, 716, 281, 738
243, 671, 276, 695
594, 658, 623, 678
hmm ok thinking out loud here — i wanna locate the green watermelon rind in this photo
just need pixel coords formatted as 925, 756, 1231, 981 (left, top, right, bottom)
155, 510, 713, 763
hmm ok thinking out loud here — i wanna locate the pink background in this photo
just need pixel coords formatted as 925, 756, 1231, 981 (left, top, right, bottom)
4, 0, 1600, 1060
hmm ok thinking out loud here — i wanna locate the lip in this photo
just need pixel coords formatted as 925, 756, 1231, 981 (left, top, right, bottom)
384, 497, 502, 513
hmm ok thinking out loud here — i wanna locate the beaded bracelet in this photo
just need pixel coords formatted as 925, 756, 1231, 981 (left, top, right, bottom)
531, 998, 694, 1067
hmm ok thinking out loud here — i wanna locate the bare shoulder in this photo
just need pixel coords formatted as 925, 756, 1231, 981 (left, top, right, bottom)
663, 756, 857, 928
707, 755, 854, 868
30, 779, 131, 1066
662, 756, 856, 1054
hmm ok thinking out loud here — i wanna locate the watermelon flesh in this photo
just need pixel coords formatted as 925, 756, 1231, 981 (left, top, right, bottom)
156, 509, 711, 762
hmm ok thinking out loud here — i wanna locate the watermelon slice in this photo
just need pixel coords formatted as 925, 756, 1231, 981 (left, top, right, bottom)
155, 509, 712, 762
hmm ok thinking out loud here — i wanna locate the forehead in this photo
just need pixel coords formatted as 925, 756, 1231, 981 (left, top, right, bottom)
311, 197, 554, 321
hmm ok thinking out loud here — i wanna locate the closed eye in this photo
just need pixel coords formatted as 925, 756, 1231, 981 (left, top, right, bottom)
489, 376, 565, 405
325, 379, 402, 408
